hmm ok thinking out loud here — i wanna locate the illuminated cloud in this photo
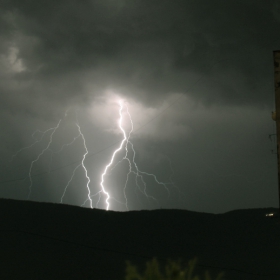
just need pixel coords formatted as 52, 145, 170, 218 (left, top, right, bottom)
0, 0, 279, 213
0, 46, 26, 73
87, 91, 192, 141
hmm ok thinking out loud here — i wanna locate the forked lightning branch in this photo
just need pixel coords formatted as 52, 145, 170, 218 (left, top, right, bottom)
10, 99, 173, 211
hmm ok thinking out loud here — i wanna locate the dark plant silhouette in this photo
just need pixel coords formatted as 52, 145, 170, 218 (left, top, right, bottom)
125, 257, 225, 280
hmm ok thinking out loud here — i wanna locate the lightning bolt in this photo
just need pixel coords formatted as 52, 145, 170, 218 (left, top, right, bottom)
60, 121, 93, 209
99, 100, 127, 210
11, 109, 93, 206
47, 129, 81, 173
10, 100, 176, 211
28, 119, 62, 199
99, 100, 171, 211
10, 108, 74, 166
10, 128, 55, 163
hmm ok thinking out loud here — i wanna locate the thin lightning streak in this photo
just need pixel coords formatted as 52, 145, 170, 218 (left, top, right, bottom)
139, 171, 170, 197
77, 121, 92, 208
10, 108, 72, 162
12, 108, 93, 207
32, 130, 43, 139
28, 120, 62, 199
81, 191, 102, 207
47, 109, 80, 173
48, 131, 81, 172
60, 121, 93, 208
121, 105, 158, 209
10, 128, 54, 162
53, 131, 82, 154
11, 108, 72, 165
60, 161, 81, 203
124, 103, 170, 209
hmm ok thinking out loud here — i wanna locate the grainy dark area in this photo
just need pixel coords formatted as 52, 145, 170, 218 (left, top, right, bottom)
0, 198, 279, 279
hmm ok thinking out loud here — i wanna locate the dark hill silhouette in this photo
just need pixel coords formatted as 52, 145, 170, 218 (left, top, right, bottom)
0, 198, 279, 279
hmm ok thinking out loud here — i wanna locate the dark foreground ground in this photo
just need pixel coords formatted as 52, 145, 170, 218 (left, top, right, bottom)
0, 198, 279, 279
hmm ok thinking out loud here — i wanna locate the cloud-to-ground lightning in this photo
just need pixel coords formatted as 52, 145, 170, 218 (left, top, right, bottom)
99, 100, 172, 211
60, 121, 93, 208
9, 98, 176, 211
10, 110, 94, 205
99, 100, 127, 210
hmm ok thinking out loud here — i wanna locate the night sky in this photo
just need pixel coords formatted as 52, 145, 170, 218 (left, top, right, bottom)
1, 0, 280, 213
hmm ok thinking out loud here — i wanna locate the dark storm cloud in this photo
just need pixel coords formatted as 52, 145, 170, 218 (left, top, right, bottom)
1, 0, 279, 108
0, 0, 279, 213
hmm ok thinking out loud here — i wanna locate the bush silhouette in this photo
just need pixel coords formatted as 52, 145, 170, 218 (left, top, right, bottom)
125, 257, 225, 280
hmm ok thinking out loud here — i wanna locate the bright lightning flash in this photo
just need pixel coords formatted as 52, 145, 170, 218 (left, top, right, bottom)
99, 100, 170, 211
99, 100, 126, 210
10, 99, 175, 211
